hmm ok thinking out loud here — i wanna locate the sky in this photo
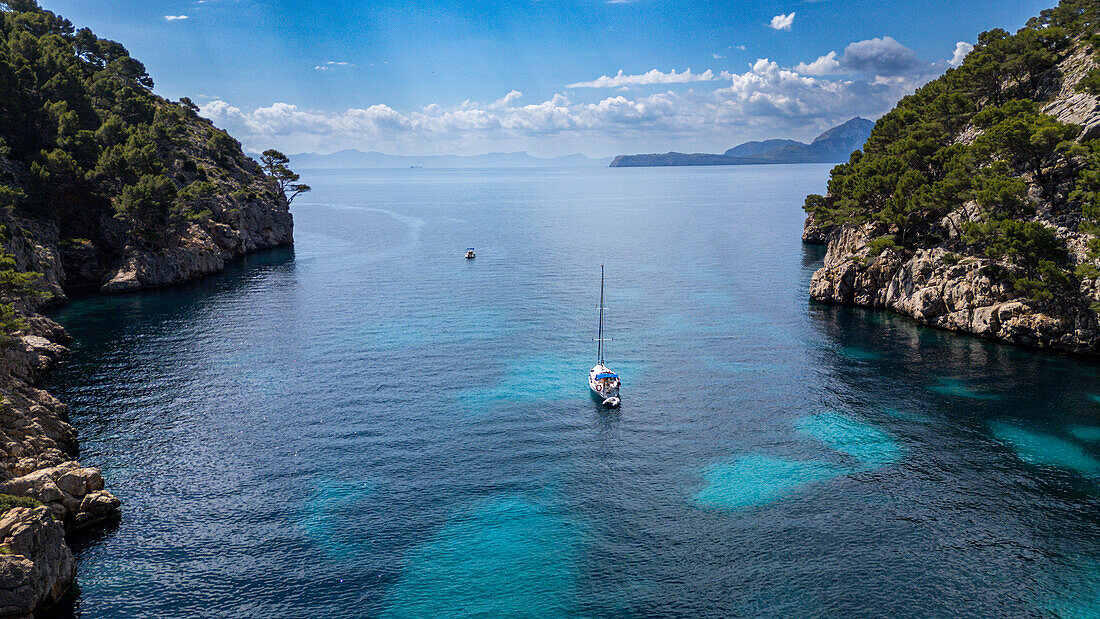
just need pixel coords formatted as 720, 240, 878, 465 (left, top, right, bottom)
40, 0, 1054, 157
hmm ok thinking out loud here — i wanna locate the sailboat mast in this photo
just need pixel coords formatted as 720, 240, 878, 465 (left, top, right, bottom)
598, 265, 604, 364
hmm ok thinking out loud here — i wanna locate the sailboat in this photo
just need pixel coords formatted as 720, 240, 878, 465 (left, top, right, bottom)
589, 265, 621, 408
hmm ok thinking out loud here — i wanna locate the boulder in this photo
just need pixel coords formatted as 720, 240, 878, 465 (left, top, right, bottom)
0, 507, 75, 618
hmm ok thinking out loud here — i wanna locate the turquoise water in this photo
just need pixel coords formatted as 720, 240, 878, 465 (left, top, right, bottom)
45, 166, 1100, 616
794, 411, 902, 467
693, 455, 852, 510
988, 422, 1100, 480
382, 494, 582, 618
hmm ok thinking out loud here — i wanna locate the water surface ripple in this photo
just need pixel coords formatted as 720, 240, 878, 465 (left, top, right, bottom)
47, 166, 1100, 617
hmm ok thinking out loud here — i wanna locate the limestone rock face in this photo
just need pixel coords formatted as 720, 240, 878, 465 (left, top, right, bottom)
801, 212, 833, 244
1041, 43, 1100, 134
809, 224, 1100, 353
0, 507, 75, 618
101, 199, 292, 293
0, 321, 121, 617
0, 463, 118, 529
0, 325, 120, 525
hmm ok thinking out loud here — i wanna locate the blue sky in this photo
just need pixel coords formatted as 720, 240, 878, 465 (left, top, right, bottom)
42, 0, 1052, 156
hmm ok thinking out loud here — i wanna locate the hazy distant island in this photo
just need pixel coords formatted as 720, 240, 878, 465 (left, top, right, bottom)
608, 117, 874, 167
804, 0, 1100, 354
290, 150, 613, 169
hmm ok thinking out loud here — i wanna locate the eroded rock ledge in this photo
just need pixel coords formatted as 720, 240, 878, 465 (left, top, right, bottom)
0, 507, 75, 619
0, 317, 120, 616
808, 222, 1100, 353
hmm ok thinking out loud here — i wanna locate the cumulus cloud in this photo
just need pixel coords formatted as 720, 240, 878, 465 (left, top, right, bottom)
794, 51, 842, 76
769, 13, 795, 31
198, 56, 931, 155
492, 90, 524, 108
839, 36, 923, 76
164, 15, 189, 21
949, 41, 974, 67
567, 68, 716, 88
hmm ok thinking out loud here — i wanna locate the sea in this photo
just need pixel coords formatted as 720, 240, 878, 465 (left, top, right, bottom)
45, 165, 1100, 617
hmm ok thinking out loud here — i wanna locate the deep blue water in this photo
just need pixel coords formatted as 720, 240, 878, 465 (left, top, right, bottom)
46, 166, 1100, 617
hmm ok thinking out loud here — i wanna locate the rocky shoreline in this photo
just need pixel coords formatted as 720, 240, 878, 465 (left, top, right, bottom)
0, 3, 301, 613
0, 197, 291, 616
805, 219, 1100, 353
804, 39, 1100, 355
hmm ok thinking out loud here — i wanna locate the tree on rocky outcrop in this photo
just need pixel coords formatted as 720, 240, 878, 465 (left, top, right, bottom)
0, 0, 292, 267
260, 149, 310, 205
804, 0, 1100, 304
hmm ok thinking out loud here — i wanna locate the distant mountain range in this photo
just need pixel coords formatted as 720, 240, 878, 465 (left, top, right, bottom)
608, 118, 875, 167
289, 150, 613, 169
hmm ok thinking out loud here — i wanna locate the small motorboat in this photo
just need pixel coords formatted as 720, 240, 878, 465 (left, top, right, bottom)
589, 265, 621, 408
465, 248, 476, 259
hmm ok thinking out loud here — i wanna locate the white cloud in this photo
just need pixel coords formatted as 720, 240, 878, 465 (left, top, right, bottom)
315, 61, 353, 71
567, 68, 716, 88
492, 90, 524, 108
164, 15, 189, 21
712, 53, 725, 59
202, 50, 959, 157
790, 37, 936, 80
198, 56, 943, 155
840, 36, 922, 75
949, 41, 974, 67
793, 51, 842, 76
769, 13, 795, 31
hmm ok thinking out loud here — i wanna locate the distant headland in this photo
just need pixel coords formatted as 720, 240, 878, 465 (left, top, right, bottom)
608, 117, 875, 167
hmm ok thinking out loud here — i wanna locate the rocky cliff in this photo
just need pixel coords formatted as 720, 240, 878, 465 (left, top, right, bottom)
804, 2, 1100, 354
0, 506, 75, 618
0, 2, 296, 614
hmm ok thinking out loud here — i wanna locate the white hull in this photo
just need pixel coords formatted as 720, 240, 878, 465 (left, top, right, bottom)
589, 363, 621, 407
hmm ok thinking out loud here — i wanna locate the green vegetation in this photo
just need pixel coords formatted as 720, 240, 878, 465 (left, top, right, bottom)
805, 0, 1100, 302
0, 1, 301, 340
1076, 33, 1100, 95
0, 0, 298, 244
0, 492, 41, 515
260, 150, 311, 205
1079, 68, 1100, 95
0, 225, 39, 341
866, 235, 899, 257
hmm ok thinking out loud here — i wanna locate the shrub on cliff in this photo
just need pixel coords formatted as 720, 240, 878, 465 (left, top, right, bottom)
0, 493, 40, 517
805, 0, 1100, 304
0, 224, 40, 340
0, 0, 301, 253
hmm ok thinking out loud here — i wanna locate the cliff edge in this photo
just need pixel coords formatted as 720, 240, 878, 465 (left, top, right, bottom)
0, 2, 298, 613
804, 0, 1100, 354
